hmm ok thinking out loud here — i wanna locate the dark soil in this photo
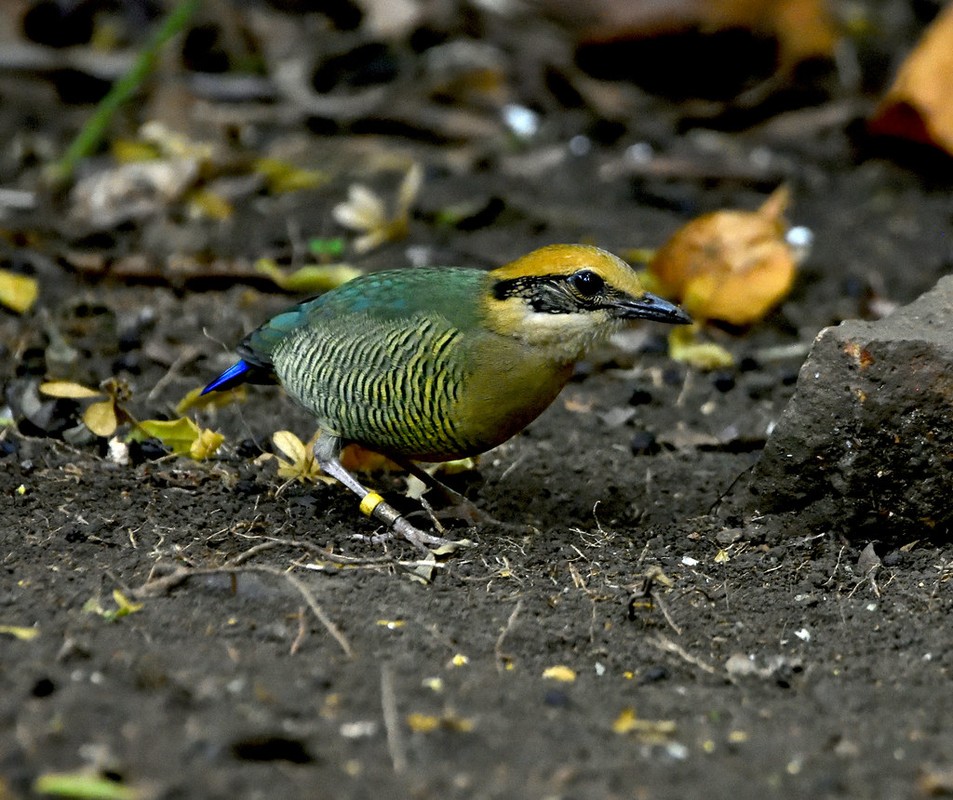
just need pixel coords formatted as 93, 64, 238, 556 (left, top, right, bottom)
3, 3, 953, 799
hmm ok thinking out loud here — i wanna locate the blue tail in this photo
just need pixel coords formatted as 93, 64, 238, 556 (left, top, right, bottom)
202, 360, 256, 395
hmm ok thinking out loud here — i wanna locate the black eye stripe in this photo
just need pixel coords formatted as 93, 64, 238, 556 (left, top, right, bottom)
568, 270, 604, 297
492, 271, 607, 313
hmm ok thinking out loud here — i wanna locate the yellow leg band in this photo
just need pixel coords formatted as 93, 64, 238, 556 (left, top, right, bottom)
360, 491, 384, 517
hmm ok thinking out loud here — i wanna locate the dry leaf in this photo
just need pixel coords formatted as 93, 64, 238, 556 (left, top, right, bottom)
175, 384, 246, 415
255, 258, 362, 294
0, 269, 39, 314
40, 379, 133, 437
565, 0, 838, 72
0, 624, 39, 640
612, 707, 677, 741
542, 665, 577, 683
253, 157, 328, 194
132, 417, 222, 460
406, 713, 442, 733
83, 399, 120, 437
190, 428, 225, 460
333, 163, 422, 253
647, 185, 801, 325
33, 772, 140, 800
39, 381, 103, 399
340, 443, 401, 473
270, 430, 328, 483
406, 711, 474, 733
187, 188, 233, 221
869, 3, 953, 154
667, 325, 736, 369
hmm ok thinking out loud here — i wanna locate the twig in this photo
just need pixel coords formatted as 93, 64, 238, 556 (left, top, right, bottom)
494, 599, 522, 673
275, 567, 354, 658
290, 606, 307, 655
147, 346, 200, 401
648, 634, 720, 677
134, 563, 353, 658
380, 665, 407, 774
651, 592, 682, 636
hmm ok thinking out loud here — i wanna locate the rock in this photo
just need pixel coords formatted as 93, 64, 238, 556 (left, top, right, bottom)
749, 276, 953, 538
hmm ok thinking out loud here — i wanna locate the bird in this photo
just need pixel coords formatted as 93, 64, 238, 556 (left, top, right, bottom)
203, 244, 691, 551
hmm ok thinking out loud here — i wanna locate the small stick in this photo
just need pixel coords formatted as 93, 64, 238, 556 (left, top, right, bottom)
380, 665, 407, 774
494, 599, 523, 673
648, 634, 720, 677
134, 563, 353, 658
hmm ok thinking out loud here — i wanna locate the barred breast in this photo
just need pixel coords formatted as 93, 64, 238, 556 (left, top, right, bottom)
272, 313, 474, 460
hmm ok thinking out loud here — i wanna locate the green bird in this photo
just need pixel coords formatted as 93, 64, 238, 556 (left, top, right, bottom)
203, 244, 691, 550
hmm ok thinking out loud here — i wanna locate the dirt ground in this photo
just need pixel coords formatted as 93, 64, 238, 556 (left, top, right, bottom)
3, 2, 953, 799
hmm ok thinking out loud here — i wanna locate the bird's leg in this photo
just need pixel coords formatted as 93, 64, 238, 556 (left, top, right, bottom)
314, 435, 454, 553
393, 458, 491, 525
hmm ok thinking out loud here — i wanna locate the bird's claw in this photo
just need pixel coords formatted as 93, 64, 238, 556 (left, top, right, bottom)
360, 492, 463, 554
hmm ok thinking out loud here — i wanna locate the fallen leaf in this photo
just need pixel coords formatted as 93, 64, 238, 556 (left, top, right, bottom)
39, 381, 103, 399
131, 417, 222, 460
269, 430, 328, 483
175, 384, 246, 415
542, 665, 577, 683
83, 590, 143, 623
406, 711, 474, 733
567, 0, 837, 72
255, 258, 362, 294
253, 157, 328, 194
667, 325, 736, 370
647, 185, 801, 326
33, 771, 140, 800
406, 713, 441, 733
110, 590, 143, 618
333, 163, 422, 253
612, 706, 677, 741
339, 443, 401, 473
0, 624, 39, 640
187, 188, 233, 220
0, 269, 39, 313
190, 427, 224, 460
918, 764, 953, 796
83, 399, 120, 437
870, 4, 953, 154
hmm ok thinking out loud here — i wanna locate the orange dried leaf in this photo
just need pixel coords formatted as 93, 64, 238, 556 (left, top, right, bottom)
648, 186, 798, 325
869, 3, 953, 154
573, 0, 837, 71
340, 443, 401, 473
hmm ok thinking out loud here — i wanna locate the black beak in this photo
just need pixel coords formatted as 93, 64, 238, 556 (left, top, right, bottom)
613, 292, 692, 325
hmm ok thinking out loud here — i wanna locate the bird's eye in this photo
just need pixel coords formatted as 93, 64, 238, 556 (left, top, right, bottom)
568, 270, 604, 297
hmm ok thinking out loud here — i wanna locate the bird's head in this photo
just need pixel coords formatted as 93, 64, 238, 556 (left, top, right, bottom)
483, 244, 691, 360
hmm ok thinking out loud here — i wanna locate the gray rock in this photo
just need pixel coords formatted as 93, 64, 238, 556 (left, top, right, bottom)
749, 276, 953, 538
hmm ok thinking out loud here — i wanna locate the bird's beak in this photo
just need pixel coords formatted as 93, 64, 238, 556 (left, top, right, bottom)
612, 292, 692, 325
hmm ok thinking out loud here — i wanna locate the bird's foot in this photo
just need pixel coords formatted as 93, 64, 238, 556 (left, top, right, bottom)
358, 491, 465, 554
